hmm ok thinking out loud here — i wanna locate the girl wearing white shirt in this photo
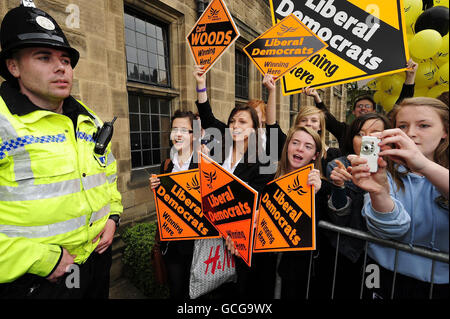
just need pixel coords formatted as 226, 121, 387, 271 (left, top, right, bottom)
149, 110, 197, 299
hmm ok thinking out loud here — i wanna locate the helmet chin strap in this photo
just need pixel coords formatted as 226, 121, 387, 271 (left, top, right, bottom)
21, 0, 36, 8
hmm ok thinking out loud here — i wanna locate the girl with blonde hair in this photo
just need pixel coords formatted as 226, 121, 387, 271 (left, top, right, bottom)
349, 97, 449, 299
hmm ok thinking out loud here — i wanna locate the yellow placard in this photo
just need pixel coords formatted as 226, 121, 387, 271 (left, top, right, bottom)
244, 13, 328, 81
269, 0, 410, 95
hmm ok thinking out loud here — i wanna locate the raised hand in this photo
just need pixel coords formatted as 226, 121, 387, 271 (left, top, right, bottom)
303, 86, 322, 103
329, 159, 352, 188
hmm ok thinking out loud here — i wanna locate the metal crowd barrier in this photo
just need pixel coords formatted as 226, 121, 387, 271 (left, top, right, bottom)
315, 220, 449, 300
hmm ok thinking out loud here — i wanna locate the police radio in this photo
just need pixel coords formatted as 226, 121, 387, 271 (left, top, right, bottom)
94, 117, 117, 155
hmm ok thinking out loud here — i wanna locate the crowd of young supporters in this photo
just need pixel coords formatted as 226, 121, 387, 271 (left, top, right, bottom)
150, 61, 449, 300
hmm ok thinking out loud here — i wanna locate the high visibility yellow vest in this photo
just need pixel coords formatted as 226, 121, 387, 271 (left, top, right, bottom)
0, 97, 122, 283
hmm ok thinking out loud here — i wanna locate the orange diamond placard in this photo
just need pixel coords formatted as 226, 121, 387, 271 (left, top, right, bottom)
187, 0, 240, 73
153, 169, 220, 241
253, 164, 316, 253
244, 13, 328, 81
199, 153, 258, 267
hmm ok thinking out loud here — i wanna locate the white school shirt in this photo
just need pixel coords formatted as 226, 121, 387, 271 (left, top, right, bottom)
221, 146, 242, 174
171, 151, 193, 173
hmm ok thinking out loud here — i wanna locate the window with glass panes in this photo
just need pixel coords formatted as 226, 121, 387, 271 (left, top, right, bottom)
128, 93, 171, 169
124, 11, 170, 86
235, 50, 249, 99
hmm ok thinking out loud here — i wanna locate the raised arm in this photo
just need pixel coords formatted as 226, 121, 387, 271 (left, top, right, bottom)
263, 74, 276, 126
396, 58, 418, 104
194, 65, 207, 103
193, 65, 226, 133
304, 87, 347, 143
263, 74, 286, 160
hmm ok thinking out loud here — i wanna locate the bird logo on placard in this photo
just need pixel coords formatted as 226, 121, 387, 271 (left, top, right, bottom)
186, 175, 201, 193
278, 24, 299, 36
203, 170, 217, 189
210, 8, 220, 16
287, 176, 307, 196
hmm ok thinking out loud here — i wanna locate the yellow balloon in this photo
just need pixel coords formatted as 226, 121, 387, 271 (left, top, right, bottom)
406, 23, 415, 35
433, 54, 449, 67
381, 95, 400, 113
414, 86, 430, 97
395, 72, 406, 83
427, 85, 448, 98
416, 60, 439, 87
435, 34, 449, 60
437, 62, 449, 85
381, 74, 404, 95
434, 0, 449, 8
373, 90, 387, 105
404, 0, 423, 25
366, 79, 379, 90
375, 76, 389, 91
410, 30, 443, 60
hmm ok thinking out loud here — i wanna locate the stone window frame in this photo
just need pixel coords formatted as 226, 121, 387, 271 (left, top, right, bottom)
128, 93, 171, 170
235, 49, 249, 100
124, 0, 183, 188
124, 10, 171, 87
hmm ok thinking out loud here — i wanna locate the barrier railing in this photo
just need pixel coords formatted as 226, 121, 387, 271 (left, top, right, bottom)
316, 220, 449, 299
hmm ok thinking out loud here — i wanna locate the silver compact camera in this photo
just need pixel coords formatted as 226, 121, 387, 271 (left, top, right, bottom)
360, 136, 380, 172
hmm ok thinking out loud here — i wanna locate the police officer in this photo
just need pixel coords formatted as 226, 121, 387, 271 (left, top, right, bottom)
0, 3, 122, 298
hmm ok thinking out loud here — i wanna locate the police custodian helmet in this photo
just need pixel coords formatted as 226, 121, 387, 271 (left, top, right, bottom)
0, 5, 80, 80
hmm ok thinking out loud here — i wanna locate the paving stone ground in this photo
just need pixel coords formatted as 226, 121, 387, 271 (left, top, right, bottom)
109, 278, 148, 299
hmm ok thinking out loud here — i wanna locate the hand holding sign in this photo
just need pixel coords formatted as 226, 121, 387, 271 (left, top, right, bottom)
263, 73, 276, 91
193, 65, 206, 85
225, 235, 240, 257
149, 174, 161, 190
306, 168, 321, 194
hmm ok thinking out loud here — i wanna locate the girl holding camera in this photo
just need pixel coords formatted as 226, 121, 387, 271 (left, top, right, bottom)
349, 97, 449, 299
325, 112, 391, 298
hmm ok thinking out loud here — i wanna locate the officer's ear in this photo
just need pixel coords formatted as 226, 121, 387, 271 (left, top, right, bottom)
5, 50, 22, 78
5, 58, 20, 79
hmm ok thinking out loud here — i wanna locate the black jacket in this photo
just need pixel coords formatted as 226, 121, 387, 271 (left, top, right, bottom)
325, 156, 368, 263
